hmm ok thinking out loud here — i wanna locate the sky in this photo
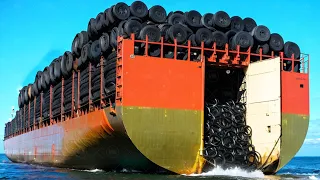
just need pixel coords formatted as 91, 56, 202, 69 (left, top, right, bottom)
0, 0, 319, 156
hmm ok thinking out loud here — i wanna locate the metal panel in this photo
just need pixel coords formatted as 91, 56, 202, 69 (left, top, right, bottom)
245, 57, 281, 170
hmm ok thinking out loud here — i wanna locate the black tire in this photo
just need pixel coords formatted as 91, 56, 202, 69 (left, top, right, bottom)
255, 43, 269, 55
105, 68, 116, 77
168, 13, 185, 25
201, 13, 214, 29
130, 1, 148, 19
72, 34, 80, 57
212, 31, 228, 48
81, 43, 91, 65
95, 12, 104, 33
124, 20, 142, 38
243, 17, 257, 32
195, 28, 213, 47
79, 31, 89, 51
188, 34, 198, 47
88, 18, 99, 40
231, 31, 254, 49
101, 12, 110, 30
52, 100, 61, 109
90, 40, 102, 64
61, 51, 73, 77
167, 24, 188, 44
105, 60, 116, 72
213, 11, 230, 29
77, 57, 83, 68
92, 75, 101, 86
139, 25, 161, 42
80, 89, 89, 99
54, 57, 62, 80
105, 74, 116, 84
27, 84, 32, 102
23, 86, 29, 104
184, 10, 202, 28
128, 16, 143, 23
230, 16, 244, 32
284, 41, 300, 59
149, 5, 167, 23
149, 46, 161, 57
158, 23, 171, 37
32, 82, 39, 97
81, 75, 89, 84
112, 2, 130, 20
107, 6, 116, 24
30, 82, 36, 98
35, 71, 42, 84
110, 27, 119, 49
49, 63, 56, 85
225, 30, 237, 45
269, 33, 284, 52
40, 68, 49, 90
118, 20, 127, 37
251, 25, 270, 43
107, 51, 117, 60
18, 92, 22, 108
43, 67, 50, 87
100, 33, 110, 53
91, 83, 102, 93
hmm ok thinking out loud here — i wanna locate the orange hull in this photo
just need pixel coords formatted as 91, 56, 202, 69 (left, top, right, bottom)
4, 108, 168, 172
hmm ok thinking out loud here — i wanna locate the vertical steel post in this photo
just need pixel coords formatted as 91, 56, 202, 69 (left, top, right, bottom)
34, 96, 36, 130
89, 63, 92, 110
71, 71, 75, 118
28, 101, 30, 131
61, 78, 64, 121
50, 85, 53, 124
40, 92, 43, 128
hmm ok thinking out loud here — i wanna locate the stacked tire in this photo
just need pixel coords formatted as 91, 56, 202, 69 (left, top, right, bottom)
52, 81, 62, 118
79, 65, 90, 106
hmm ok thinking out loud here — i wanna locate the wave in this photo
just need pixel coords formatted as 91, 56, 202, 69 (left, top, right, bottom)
185, 166, 264, 178
82, 169, 104, 173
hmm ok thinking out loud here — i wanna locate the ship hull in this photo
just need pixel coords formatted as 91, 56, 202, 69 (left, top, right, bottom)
4, 39, 309, 175
4, 108, 166, 173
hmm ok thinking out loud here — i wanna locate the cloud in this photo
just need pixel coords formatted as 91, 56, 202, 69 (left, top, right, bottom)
304, 138, 320, 145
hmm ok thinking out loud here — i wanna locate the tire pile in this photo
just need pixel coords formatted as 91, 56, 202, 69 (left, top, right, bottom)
203, 99, 261, 170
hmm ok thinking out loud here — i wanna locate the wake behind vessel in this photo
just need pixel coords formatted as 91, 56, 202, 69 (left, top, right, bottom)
3, 1, 309, 175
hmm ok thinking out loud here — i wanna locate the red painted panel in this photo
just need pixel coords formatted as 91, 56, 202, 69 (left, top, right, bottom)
122, 55, 204, 110
281, 71, 309, 115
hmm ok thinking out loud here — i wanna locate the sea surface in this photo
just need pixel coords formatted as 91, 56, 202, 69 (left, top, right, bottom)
0, 155, 319, 180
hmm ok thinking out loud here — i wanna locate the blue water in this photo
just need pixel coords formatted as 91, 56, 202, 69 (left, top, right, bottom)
0, 154, 319, 180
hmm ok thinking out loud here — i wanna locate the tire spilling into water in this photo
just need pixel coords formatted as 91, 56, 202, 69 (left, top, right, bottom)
8, 0, 302, 169
204, 99, 261, 170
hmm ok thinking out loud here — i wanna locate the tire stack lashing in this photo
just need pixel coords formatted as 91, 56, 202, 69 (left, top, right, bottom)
203, 99, 261, 170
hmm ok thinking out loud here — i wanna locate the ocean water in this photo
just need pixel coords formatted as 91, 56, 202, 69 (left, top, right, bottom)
0, 155, 319, 180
